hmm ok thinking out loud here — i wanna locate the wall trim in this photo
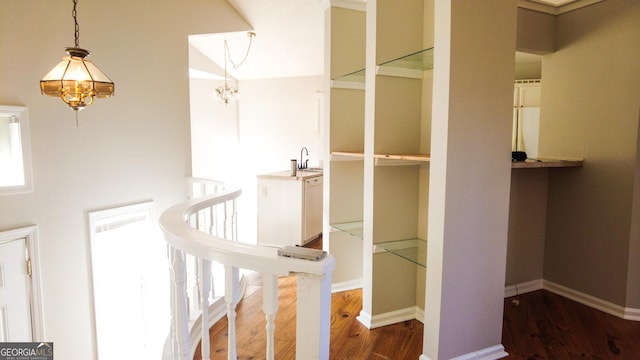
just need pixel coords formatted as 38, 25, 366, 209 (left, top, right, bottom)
419, 345, 508, 360
356, 309, 372, 328
517, 0, 603, 15
543, 280, 640, 321
0, 225, 44, 341
330, 0, 366, 12
450, 345, 508, 360
504, 278, 640, 322
504, 279, 544, 297
358, 306, 423, 329
331, 278, 362, 293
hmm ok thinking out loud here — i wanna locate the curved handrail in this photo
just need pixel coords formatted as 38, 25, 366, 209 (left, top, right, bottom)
160, 184, 335, 360
159, 187, 335, 277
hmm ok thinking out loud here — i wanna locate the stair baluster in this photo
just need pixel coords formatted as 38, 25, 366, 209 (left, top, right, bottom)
263, 274, 279, 360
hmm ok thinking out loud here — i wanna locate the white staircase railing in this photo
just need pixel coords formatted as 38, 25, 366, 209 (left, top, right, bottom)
159, 179, 335, 360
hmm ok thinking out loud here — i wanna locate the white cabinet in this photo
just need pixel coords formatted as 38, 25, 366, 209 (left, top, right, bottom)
257, 172, 323, 247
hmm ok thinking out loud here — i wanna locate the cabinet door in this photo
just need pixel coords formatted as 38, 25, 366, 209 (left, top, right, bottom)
257, 178, 302, 247
303, 176, 323, 242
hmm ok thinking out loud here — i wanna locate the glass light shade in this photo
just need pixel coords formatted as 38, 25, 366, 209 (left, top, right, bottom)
40, 47, 114, 111
214, 84, 238, 105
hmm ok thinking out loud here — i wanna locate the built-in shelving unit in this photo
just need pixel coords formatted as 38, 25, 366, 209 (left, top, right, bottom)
326, 0, 430, 329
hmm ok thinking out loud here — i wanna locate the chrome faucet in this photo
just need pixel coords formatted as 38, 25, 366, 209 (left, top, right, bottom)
299, 147, 309, 170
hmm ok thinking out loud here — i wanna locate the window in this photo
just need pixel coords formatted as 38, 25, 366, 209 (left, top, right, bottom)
88, 201, 168, 360
0, 105, 32, 195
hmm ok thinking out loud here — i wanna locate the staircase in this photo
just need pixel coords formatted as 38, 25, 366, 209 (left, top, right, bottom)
159, 178, 335, 359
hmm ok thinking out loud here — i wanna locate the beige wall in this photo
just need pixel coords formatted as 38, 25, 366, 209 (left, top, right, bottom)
506, 169, 549, 285
540, 0, 640, 306
628, 111, 640, 306
516, 8, 555, 54
0, 1, 250, 358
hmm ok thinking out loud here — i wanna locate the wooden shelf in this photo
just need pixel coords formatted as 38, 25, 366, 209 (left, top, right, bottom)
332, 152, 581, 169
511, 158, 584, 169
331, 151, 430, 166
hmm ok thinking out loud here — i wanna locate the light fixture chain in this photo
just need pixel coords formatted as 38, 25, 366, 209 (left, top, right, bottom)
72, 0, 80, 48
225, 32, 255, 70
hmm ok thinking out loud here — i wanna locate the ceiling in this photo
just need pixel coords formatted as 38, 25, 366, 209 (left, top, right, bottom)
189, 0, 325, 80
189, 0, 599, 81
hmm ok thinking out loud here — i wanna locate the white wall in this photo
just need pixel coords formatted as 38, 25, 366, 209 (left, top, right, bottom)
189, 75, 324, 242
0, 1, 250, 358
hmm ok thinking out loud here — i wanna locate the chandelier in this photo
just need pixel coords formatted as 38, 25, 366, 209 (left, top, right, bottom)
40, 0, 114, 113
214, 32, 256, 105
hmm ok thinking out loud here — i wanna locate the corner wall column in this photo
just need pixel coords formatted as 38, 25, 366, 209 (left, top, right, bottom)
422, 0, 517, 359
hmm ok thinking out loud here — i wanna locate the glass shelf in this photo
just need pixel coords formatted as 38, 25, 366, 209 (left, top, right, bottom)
331, 221, 364, 239
378, 47, 434, 71
375, 238, 427, 268
332, 221, 427, 267
333, 69, 366, 84
332, 47, 434, 83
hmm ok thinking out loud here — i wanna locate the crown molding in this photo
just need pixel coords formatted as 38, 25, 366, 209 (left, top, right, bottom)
518, 0, 603, 15
319, 0, 366, 12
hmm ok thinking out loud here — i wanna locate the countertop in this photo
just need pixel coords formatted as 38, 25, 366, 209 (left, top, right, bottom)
256, 170, 323, 181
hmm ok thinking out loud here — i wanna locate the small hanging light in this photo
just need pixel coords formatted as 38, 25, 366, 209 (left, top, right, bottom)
214, 32, 255, 105
40, 0, 114, 113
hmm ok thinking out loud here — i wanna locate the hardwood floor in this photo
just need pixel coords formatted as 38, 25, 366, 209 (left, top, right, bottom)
503, 290, 640, 359
195, 270, 423, 360
195, 237, 640, 359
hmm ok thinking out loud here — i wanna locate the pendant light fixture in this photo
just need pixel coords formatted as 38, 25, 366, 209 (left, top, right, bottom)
40, 0, 114, 113
214, 32, 256, 105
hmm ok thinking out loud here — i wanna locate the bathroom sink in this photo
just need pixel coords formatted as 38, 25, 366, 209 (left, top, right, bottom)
302, 167, 323, 172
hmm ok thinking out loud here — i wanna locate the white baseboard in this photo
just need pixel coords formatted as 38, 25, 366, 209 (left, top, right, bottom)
419, 345, 508, 360
357, 306, 423, 329
332, 278, 362, 293
505, 278, 640, 322
504, 279, 544, 297
451, 345, 508, 360
356, 310, 372, 328
543, 280, 640, 321
624, 307, 640, 321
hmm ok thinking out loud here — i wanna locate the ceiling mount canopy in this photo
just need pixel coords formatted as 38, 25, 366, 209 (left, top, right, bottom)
214, 31, 256, 105
40, 0, 114, 113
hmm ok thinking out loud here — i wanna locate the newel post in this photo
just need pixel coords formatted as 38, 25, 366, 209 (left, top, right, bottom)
295, 266, 334, 360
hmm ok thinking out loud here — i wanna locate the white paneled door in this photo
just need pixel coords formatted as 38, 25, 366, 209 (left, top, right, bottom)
0, 237, 32, 341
